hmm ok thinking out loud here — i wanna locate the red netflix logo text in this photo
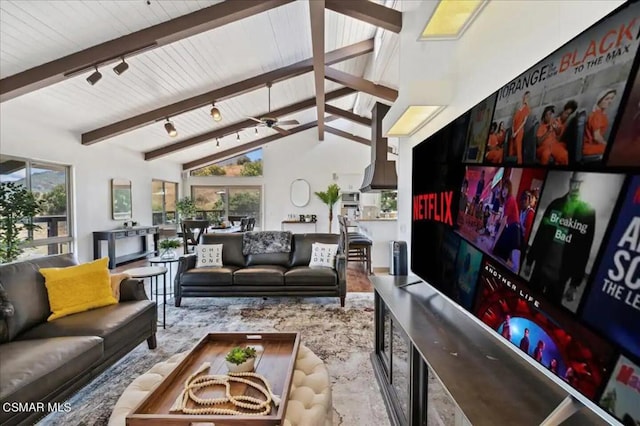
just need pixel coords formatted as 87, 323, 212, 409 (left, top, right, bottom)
413, 191, 453, 226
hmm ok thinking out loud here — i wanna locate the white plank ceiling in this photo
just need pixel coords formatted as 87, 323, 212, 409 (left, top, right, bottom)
0, 0, 399, 168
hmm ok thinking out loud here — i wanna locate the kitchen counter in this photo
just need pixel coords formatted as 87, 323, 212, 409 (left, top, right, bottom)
353, 219, 398, 269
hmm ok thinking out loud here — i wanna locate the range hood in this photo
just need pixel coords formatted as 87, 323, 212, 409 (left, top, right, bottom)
360, 102, 397, 192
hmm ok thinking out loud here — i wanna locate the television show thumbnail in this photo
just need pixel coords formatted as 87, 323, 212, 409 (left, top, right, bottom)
599, 356, 640, 425
520, 171, 626, 313
457, 166, 545, 274
463, 93, 497, 164
491, 2, 639, 166
453, 239, 483, 310
474, 259, 615, 399
582, 175, 640, 359
608, 67, 640, 167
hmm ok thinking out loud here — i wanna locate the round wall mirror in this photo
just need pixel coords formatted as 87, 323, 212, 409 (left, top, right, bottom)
290, 179, 310, 207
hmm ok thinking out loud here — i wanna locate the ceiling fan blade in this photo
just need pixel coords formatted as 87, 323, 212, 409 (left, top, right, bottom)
276, 120, 300, 126
273, 126, 290, 136
248, 116, 263, 123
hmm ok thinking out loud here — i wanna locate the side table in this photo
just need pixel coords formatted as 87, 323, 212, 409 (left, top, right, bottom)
148, 256, 180, 297
124, 266, 168, 329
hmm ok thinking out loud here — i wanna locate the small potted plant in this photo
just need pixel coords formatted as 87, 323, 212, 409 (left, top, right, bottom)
225, 346, 257, 373
159, 238, 181, 259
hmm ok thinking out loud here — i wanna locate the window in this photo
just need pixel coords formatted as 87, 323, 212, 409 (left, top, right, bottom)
192, 186, 262, 228
152, 180, 178, 225
0, 156, 73, 259
190, 149, 263, 177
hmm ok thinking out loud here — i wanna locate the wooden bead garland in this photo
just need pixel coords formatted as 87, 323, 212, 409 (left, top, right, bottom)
170, 362, 281, 416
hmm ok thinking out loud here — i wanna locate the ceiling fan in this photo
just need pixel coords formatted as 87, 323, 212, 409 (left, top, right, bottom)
247, 82, 299, 135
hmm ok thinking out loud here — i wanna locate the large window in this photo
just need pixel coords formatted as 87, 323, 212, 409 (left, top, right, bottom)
192, 186, 262, 228
190, 149, 263, 177
152, 180, 178, 225
0, 156, 73, 259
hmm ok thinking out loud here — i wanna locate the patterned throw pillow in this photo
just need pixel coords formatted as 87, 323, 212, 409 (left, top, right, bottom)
308, 243, 338, 268
196, 244, 223, 268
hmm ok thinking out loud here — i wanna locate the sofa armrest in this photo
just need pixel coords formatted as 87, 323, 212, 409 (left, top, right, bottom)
177, 254, 197, 275
119, 278, 150, 302
335, 254, 347, 297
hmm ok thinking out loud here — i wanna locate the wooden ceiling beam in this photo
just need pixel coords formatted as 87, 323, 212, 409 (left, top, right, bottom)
324, 67, 397, 102
146, 87, 354, 160
325, 122, 394, 154
183, 116, 340, 170
82, 39, 373, 145
310, 0, 326, 141
0, 0, 294, 102
183, 121, 319, 170
325, 0, 402, 33
325, 104, 371, 126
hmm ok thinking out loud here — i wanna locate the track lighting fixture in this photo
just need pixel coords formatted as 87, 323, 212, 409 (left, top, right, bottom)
254, 128, 259, 137
216, 138, 220, 148
210, 103, 222, 122
237, 133, 240, 141
113, 58, 129, 75
86, 66, 102, 85
164, 119, 177, 138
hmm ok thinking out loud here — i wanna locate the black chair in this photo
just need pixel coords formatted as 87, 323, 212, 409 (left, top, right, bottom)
247, 217, 256, 231
181, 220, 209, 254
228, 215, 247, 226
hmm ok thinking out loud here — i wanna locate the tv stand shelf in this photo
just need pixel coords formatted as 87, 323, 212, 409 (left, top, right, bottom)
371, 276, 608, 426
93, 226, 159, 269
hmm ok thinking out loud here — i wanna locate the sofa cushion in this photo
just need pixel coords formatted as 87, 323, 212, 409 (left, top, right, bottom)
246, 252, 291, 267
233, 265, 286, 285
180, 266, 239, 286
0, 336, 103, 414
16, 300, 155, 360
290, 234, 340, 267
40, 257, 118, 321
0, 254, 77, 340
202, 234, 246, 267
284, 267, 338, 286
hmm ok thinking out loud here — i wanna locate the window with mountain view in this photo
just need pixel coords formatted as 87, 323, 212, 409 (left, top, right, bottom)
0, 156, 73, 259
190, 149, 263, 177
152, 180, 178, 225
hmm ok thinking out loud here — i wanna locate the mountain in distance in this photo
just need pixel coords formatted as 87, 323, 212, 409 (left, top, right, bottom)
12, 170, 65, 193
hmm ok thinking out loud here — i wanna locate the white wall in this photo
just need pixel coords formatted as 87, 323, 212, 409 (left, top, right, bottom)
185, 128, 371, 234
0, 107, 181, 263
395, 1, 626, 268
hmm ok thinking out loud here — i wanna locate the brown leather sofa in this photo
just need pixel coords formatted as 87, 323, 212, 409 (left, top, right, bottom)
175, 233, 347, 307
0, 254, 157, 426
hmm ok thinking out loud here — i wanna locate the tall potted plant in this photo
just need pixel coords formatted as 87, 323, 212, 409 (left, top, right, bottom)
0, 182, 43, 263
314, 183, 341, 233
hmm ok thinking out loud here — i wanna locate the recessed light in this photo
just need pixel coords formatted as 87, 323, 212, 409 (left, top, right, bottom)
386, 106, 444, 136
421, 0, 486, 40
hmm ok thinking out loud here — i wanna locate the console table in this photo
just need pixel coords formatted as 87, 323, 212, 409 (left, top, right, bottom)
93, 226, 159, 269
371, 276, 610, 426
281, 220, 317, 232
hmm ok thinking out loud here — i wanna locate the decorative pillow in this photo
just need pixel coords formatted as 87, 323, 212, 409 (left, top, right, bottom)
308, 243, 339, 268
40, 257, 118, 321
196, 244, 223, 268
0, 282, 14, 344
109, 273, 131, 301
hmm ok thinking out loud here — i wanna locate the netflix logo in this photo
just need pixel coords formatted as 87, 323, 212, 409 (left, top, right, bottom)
413, 191, 454, 226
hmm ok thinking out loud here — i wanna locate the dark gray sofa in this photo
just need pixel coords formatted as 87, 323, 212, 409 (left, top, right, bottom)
0, 254, 157, 426
175, 232, 347, 307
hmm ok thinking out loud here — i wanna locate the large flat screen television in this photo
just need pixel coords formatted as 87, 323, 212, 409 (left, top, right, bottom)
411, 2, 639, 424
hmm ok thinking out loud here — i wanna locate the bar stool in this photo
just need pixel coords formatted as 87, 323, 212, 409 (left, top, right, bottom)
338, 215, 373, 275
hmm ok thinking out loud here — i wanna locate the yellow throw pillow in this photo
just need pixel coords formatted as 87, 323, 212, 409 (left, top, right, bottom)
40, 257, 118, 321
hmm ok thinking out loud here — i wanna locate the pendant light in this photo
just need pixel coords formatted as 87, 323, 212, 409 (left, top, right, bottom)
164, 119, 178, 137
210, 102, 222, 121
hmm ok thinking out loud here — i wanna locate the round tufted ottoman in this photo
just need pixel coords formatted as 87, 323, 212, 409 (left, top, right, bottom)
108, 345, 332, 426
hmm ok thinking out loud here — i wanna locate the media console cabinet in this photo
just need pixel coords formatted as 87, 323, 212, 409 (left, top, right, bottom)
93, 226, 159, 269
371, 276, 610, 426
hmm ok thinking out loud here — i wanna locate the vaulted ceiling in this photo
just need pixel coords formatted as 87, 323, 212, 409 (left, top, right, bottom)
0, 0, 400, 170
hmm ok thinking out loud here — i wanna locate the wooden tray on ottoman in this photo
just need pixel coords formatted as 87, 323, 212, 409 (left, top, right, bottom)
126, 332, 300, 426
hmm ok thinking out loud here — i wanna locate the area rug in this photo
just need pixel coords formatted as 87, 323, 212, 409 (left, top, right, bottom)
38, 293, 391, 426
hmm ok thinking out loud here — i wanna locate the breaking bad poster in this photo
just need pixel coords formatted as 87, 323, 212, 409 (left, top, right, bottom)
599, 356, 640, 424
520, 171, 626, 313
463, 93, 497, 164
492, 2, 639, 166
582, 176, 640, 359
607, 67, 640, 167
